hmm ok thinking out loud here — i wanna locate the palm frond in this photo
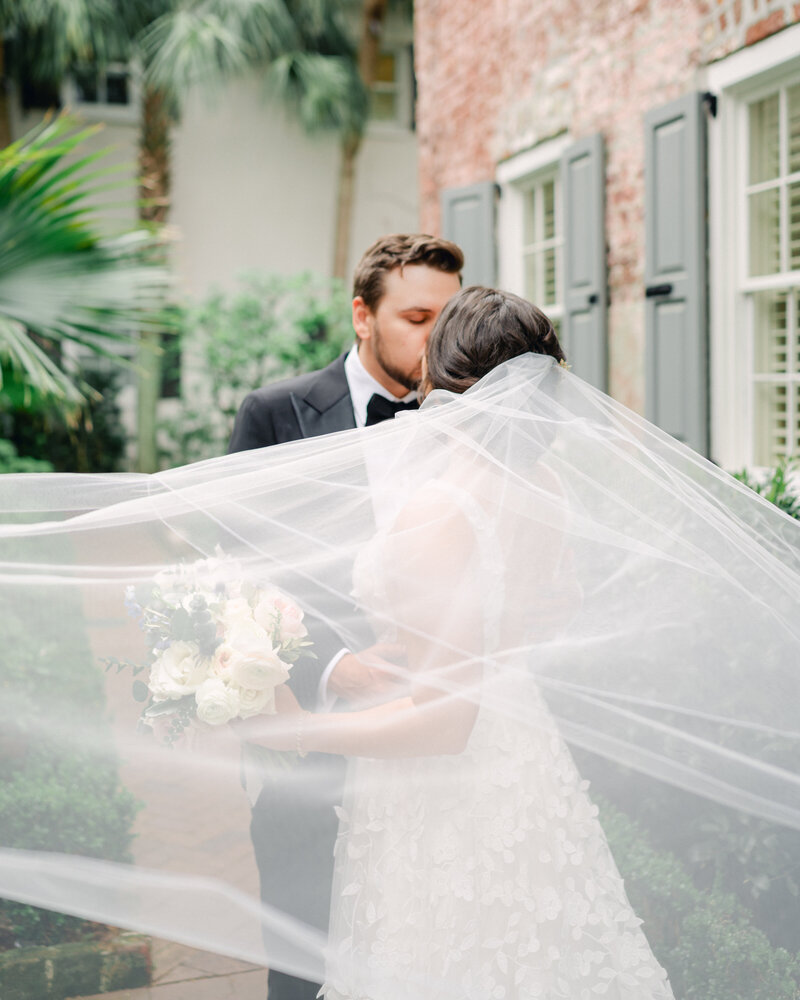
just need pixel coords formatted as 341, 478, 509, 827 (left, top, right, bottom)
141, 7, 253, 95
0, 115, 172, 407
5, 0, 124, 83
267, 50, 366, 132
142, 0, 303, 95
142, 0, 367, 134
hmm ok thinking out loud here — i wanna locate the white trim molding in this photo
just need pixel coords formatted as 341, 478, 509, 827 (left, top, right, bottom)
495, 134, 571, 298
702, 25, 800, 469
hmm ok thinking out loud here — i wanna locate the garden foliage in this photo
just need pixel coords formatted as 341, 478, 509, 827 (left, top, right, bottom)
600, 800, 800, 999
160, 272, 353, 465
0, 580, 138, 947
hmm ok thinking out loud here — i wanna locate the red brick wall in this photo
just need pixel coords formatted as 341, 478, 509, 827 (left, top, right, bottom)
414, 0, 800, 408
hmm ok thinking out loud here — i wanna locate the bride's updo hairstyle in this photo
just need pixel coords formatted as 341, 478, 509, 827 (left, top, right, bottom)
422, 285, 565, 397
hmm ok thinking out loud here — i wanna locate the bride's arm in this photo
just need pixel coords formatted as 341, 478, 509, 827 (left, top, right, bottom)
240, 495, 484, 758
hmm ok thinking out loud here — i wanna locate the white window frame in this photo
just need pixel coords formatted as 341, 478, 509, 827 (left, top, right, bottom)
496, 134, 572, 329
367, 44, 415, 134
62, 60, 140, 125
704, 22, 800, 470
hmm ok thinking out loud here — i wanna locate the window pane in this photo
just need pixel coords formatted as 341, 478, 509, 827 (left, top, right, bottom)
543, 247, 558, 307
749, 93, 780, 184
375, 52, 396, 85
754, 382, 789, 465
369, 91, 396, 120
523, 189, 537, 246
74, 68, 98, 103
105, 71, 129, 105
790, 182, 800, 271
795, 389, 800, 456
788, 84, 800, 176
523, 252, 539, 303
542, 179, 556, 241
749, 187, 781, 275
796, 290, 800, 374
753, 290, 788, 374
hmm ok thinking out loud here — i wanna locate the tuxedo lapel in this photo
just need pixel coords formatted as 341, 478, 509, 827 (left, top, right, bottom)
290, 354, 356, 438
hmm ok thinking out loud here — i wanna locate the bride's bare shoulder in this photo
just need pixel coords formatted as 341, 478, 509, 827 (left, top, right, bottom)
388, 480, 477, 569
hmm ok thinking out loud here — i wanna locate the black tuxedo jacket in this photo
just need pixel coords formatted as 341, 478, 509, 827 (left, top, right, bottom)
228, 353, 356, 452
227, 353, 363, 709
228, 355, 361, 955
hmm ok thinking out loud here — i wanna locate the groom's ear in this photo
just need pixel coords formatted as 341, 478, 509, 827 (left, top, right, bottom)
352, 297, 373, 342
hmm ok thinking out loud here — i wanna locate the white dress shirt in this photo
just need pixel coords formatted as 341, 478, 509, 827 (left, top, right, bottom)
344, 345, 417, 427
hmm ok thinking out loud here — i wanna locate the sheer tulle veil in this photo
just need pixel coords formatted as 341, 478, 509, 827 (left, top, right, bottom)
0, 354, 798, 989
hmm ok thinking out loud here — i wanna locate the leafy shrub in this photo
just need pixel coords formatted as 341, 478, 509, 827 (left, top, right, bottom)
0, 440, 53, 473
0, 579, 138, 948
599, 799, 800, 999
1, 366, 128, 473
733, 459, 800, 520
579, 748, 800, 954
159, 272, 353, 466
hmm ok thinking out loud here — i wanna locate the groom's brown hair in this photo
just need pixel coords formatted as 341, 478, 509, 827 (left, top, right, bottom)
353, 234, 464, 311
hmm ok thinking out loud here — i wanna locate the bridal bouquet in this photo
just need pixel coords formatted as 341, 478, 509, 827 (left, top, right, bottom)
115, 554, 312, 744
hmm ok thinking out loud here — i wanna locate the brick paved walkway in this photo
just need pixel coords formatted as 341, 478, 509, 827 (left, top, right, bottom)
72, 941, 268, 999
70, 591, 273, 1000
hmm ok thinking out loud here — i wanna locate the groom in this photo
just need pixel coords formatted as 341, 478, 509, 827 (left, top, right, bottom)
228, 233, 463, 1000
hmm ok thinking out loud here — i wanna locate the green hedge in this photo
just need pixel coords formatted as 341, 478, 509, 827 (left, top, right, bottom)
600, 799, 800, 1000
0, 578, 138, 948
0, 366, 127, 474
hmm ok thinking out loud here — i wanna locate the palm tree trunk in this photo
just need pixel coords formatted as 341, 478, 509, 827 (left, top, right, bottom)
135, 86, 171, 473
331, 0, 388, 280
333, 130, 361, 281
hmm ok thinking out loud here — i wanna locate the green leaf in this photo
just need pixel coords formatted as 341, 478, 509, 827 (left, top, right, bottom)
132, 679, 150, 703
0, 114, 173, 408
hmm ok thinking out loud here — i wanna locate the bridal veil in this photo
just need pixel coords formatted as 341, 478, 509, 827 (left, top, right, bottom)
0, 354, 798, 989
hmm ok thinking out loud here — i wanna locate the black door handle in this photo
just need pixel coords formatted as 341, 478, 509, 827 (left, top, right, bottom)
645, 283, 673, 298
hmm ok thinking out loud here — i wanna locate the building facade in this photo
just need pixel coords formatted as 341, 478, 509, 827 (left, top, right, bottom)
416, 0, 800, 470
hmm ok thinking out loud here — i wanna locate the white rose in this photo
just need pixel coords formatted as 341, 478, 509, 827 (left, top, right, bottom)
236, 685, 274, 718
218, 596, 256, 631
227, 621, 289, 690
210, 643, 233, 679
195, 677, 241, 725
253, 590, 307, 642
148, 641, 207, 701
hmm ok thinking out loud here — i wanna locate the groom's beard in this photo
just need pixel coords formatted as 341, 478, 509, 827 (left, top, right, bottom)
372, 320, 421, 394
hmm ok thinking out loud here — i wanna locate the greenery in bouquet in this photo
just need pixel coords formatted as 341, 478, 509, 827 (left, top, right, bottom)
109, 555, 313, 744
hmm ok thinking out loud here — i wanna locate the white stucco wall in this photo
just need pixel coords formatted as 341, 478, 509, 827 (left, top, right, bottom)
170, 77, 419, 298
11, 73, 419, 301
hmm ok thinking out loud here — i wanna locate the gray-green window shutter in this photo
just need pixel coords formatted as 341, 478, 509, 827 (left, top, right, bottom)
644, 92, 708, 456
441, 181, 497, 287
561, 133, 607, 390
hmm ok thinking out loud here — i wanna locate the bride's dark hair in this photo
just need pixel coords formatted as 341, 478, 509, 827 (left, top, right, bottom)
422, 285, 566, 396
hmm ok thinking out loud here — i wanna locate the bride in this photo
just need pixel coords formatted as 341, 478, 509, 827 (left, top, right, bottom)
0, 286, 798, 998
240, 286, 677, 999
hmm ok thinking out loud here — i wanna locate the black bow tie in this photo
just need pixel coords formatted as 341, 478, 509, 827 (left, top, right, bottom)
365, 394, 419, 426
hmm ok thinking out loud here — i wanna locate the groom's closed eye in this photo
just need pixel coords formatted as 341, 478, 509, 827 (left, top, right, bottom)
400, 310, 434, 324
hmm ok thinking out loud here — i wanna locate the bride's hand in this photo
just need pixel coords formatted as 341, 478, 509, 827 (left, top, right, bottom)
230, 682, 305, 751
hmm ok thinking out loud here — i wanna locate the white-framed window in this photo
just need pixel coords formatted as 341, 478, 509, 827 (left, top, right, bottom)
62, 62, 140, 124
706, 23, 800, 470
368, 45, 414, 132
745, 80, 800, 465
496, 135, 572, 348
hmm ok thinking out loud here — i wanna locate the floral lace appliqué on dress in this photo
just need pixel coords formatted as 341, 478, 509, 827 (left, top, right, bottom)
321, 482, 674, 1000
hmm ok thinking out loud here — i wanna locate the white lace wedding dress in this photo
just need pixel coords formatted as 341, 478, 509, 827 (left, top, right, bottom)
321, 478, 675, 1000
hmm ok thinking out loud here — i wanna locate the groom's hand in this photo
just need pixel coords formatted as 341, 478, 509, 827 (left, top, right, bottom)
328, 643, 408, 705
